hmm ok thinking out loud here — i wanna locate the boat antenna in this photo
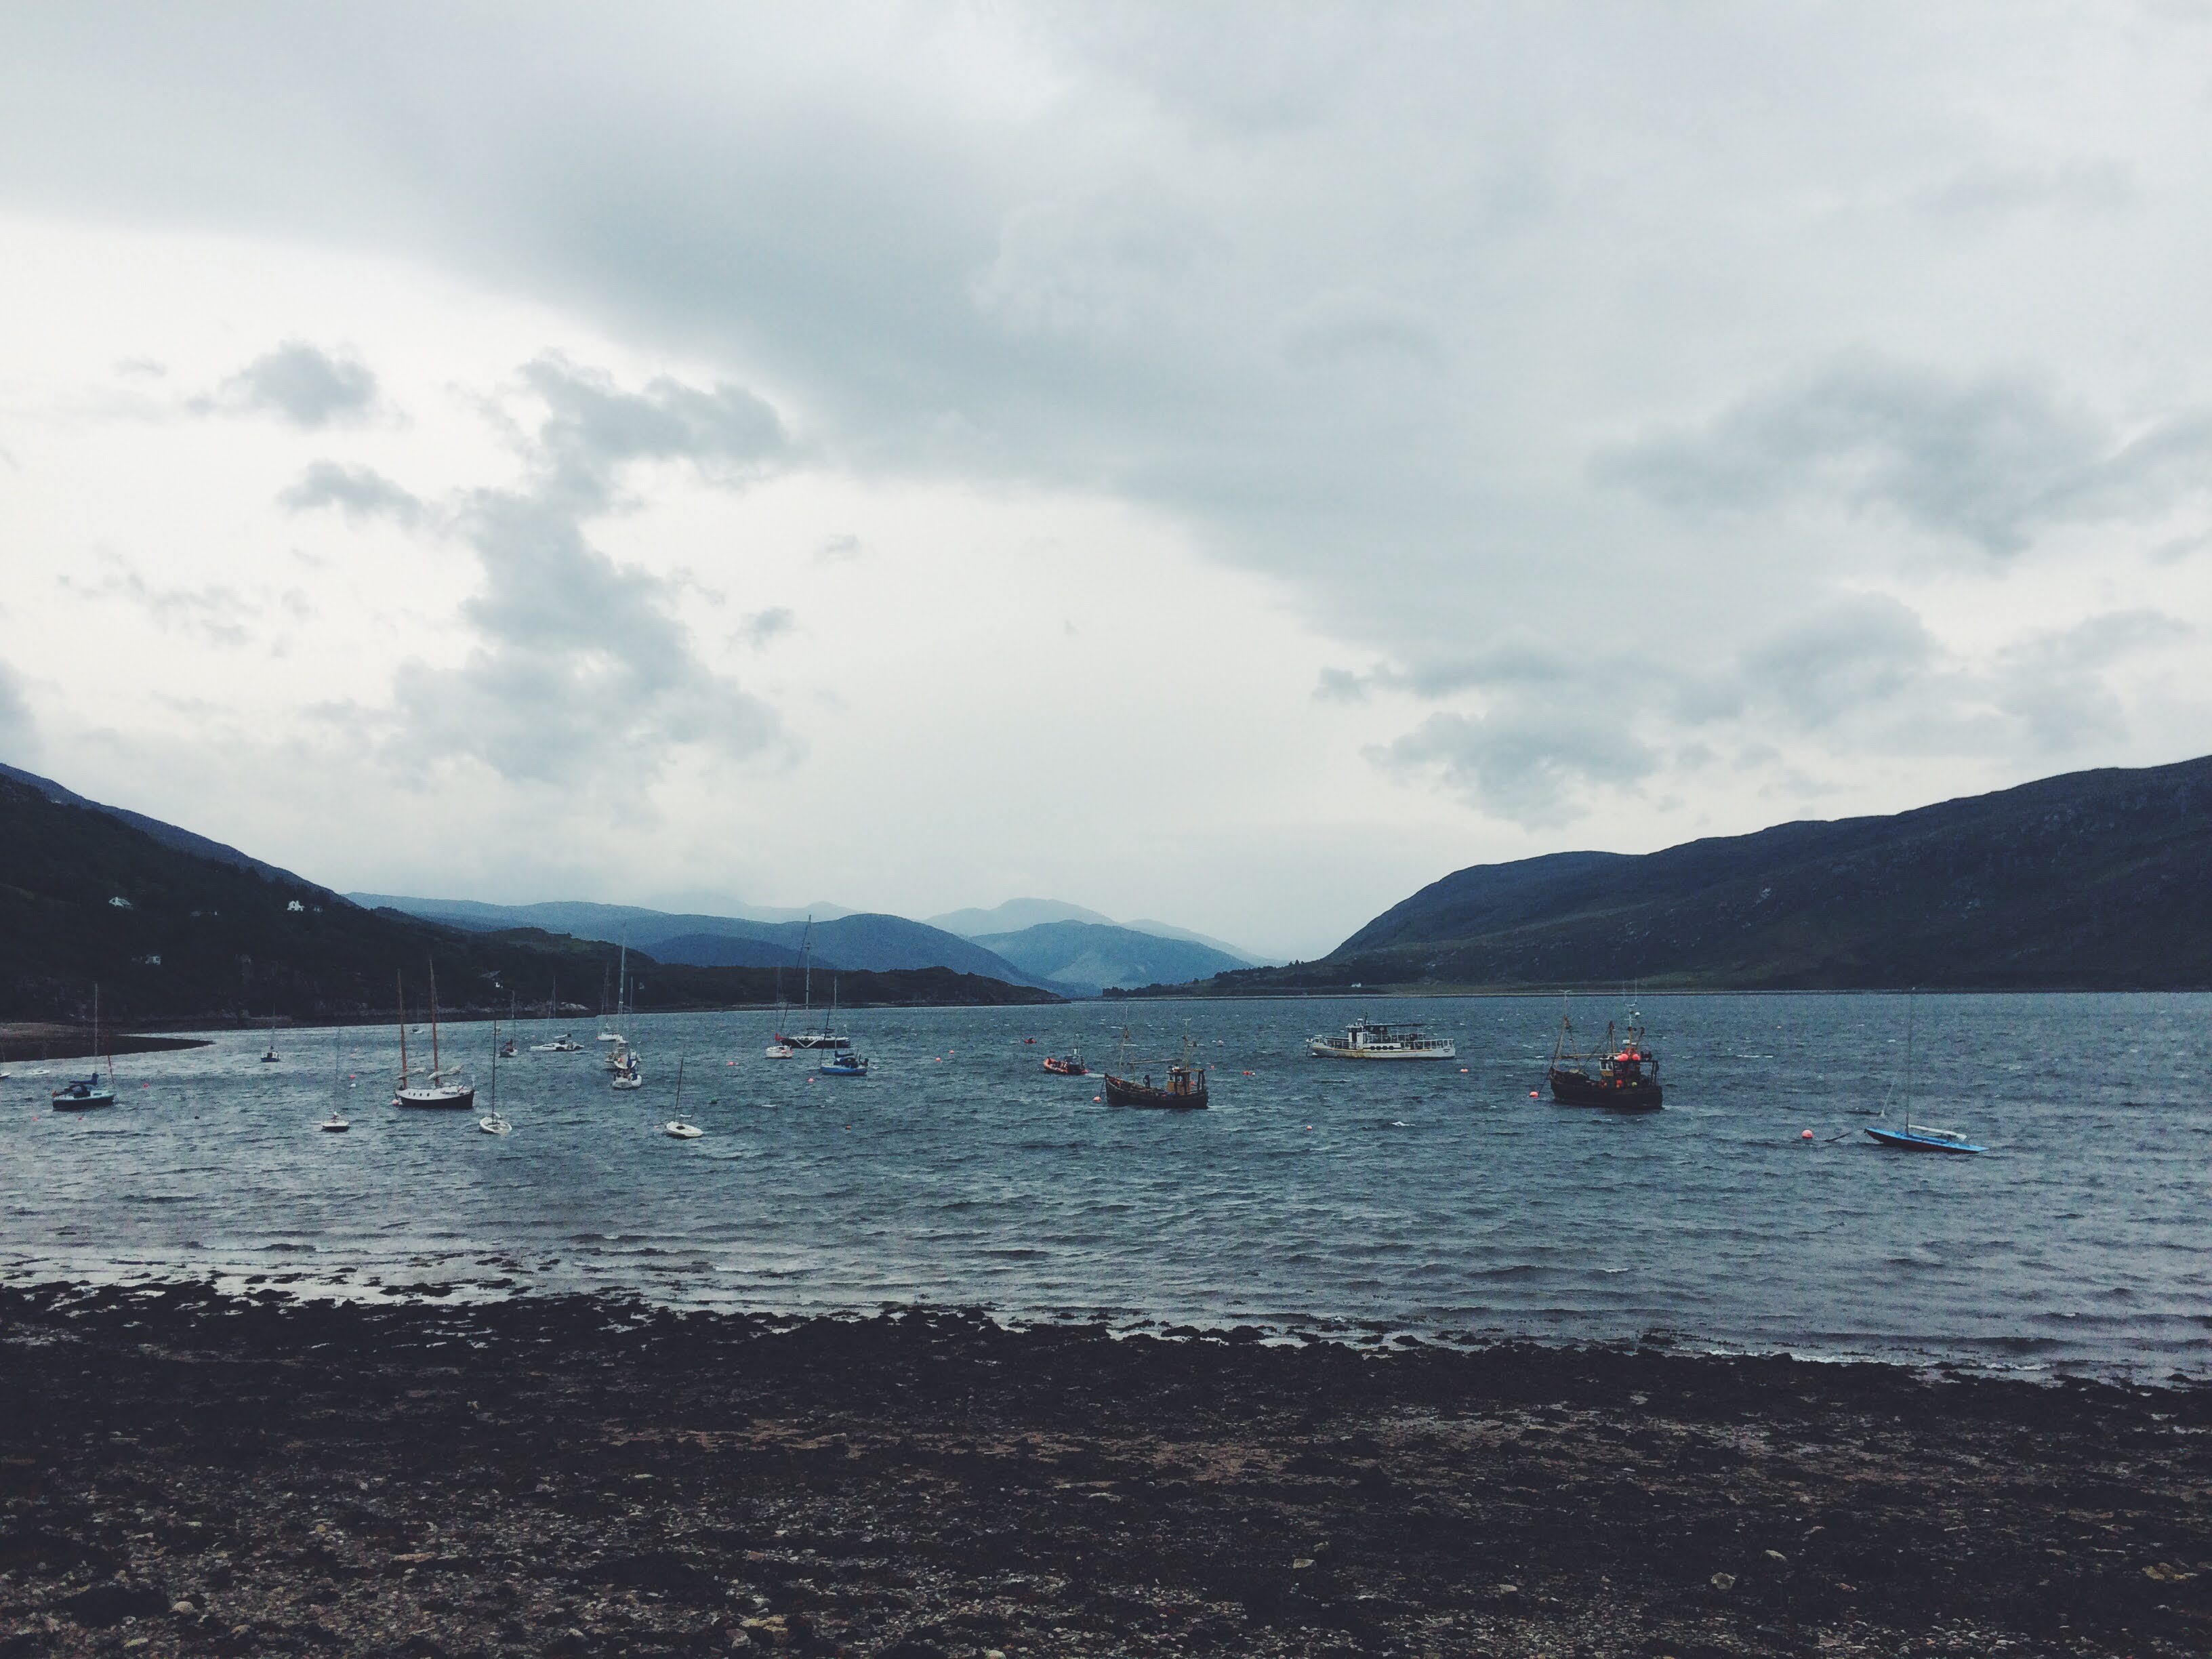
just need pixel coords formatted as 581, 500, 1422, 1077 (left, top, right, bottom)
1903, 987, 1917, 1138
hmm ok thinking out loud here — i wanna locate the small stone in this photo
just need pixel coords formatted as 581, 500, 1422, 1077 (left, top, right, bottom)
1765, 1549, 1788, 1562
1291, 1558, 1315, 1570
170, 1601, 197, 1616
1711, 1572, 1737, 1591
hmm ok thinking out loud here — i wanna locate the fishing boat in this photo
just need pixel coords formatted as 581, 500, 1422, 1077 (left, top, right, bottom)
1866, 995, 1984, 1154
774, 919, 851, 1050
663, 1058, 702, 1137
1042, 1050, 1088, 1076
51, 985, 118, 1111
1547, 1009, 1662, 1111
392, 966, 474, 1109
1307, 1018, 1456, 1061
1102, 1029, 1209, 1109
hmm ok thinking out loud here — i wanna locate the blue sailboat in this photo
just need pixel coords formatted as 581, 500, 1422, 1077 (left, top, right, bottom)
1864, 994, 1984, 1155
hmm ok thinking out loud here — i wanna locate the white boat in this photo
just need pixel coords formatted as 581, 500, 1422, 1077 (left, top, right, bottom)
532, 1035, 583, 1053
764, 1043, 794, 1059
478, 1111, 512, 1135
611, 1063, 643, 1091
1306, 1018, 1456, 1061
391, 966, 474, 1109
662, 1057, 701, 1136
52, 985, 118, 1111
319, 1111, 350, 1133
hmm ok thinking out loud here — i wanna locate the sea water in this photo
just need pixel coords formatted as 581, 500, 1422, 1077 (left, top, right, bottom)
3, 993, 2205, 1378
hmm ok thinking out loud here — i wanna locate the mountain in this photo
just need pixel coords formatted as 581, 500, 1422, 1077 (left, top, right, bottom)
0, 774, 1058, 1024
930, 897, 1268, 964
351, 895, 1069, 994
927, 898, 1116, 937
1, 762, 324, 890
1127, 756, 2212, 996
971, 921, 1255, 995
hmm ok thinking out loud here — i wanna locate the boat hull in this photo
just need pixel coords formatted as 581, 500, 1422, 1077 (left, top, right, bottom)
1102, 1073, 1208, 1110
1307, 1041, 1456, 1061
1548, 1067, 1662, 1111
1864, 1125, 1984, 1154
51, 1091, 117, 1112
776, 1032, 852, 1050
1042, 1059, 1088, 1076
392, 1087, 476, 1109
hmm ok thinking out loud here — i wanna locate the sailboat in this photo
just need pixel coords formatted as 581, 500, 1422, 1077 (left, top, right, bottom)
478, 1015, 512, 1134
602, 943, 636, 1070
260, 1016, 281, 1063
51, 984, 119, 1111
814, 977, 870, 1075
532, 976, 583, 1052
663, 1057, 702, 1137
775, 918, 851, 1050
392, 966, 474, 1109
321, 1026, 350, 1132
1866, 994, 1984, 1154
764, 964, 794, 1057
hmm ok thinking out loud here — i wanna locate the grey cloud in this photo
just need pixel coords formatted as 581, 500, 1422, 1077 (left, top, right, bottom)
1912, 158, 2133, 220
1282, 289, 1442, 370
736, 607, 796, 649
221, 342, 378, 428
365, 359, 792, 784
1989, 609, 2192, 753
58, 558, 256, 650
1597, 353, 2212, 556
519, 356, 786, 510
814, 534, 866, 565
279, 461, 428, 529
1734, 594, 1940, 730
1372, 704, 1657, 828
1313, 667, 1368, 703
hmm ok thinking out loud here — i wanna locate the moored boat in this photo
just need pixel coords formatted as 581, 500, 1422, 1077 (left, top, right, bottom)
1307, 1018, 1455, 1061
52, 985, 117, 1111
1042, 1051, 1087, 1076
775, 920, 851, 1049
1864, 994, 1984, 1154
391, 966, 475, 1109
1547, 1010, 1662, 1111
1102, 1030, 1208, 1109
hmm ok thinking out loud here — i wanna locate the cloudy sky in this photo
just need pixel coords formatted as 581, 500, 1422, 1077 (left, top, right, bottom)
3, 3, 2209, 958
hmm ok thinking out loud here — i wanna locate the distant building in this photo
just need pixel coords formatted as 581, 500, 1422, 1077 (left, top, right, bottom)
287, 899, 304, 912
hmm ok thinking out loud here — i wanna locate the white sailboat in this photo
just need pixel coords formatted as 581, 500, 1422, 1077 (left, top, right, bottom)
321, 1026, 350, 1132
663, 1057, 701, 1137
531, 975, 583, 1052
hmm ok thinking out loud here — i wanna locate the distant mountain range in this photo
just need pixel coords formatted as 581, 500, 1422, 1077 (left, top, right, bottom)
353, 894, 1272, 994
1121, 756, 2212, 996
0, 773, 1058, 1023
972, 920, 1253, 997
927, 897, 1268, 965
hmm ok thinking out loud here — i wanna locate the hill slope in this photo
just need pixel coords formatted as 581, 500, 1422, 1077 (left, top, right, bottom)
352, 895, 1065, 992
2, 762, 323, 890
972, 921, 1254, 995
1153, 756, 2212, 994
0, 778, 1058, 1023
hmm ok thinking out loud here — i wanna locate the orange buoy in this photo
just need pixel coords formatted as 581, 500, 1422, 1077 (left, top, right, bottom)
1801, 1128, 1814, 1141
1529, 1089, 1539, 1098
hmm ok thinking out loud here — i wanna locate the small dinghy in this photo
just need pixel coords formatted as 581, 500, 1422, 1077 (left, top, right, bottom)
1042, 1051, 1088, 1076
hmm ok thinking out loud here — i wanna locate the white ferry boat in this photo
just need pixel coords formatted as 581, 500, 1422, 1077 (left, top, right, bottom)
1306, 1018, 1456, 1061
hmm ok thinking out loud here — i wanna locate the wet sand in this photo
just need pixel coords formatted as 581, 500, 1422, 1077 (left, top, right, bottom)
1, 1283, 2205, 1657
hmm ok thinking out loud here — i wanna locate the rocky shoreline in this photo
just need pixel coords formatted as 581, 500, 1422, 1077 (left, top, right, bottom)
1, 1284, 2205, 1658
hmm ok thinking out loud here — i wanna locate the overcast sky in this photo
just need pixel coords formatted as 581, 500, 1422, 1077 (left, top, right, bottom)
3, 3, 2209, 958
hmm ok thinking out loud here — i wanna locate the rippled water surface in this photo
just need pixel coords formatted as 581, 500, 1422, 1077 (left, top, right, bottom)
3, 994, 2205, 1376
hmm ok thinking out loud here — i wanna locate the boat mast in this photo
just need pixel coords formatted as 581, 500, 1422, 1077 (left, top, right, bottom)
801, 916, 814, 1029
1902, 989, 1917, 1138
396, 971, 408, 1085
428, 959, 442, 1077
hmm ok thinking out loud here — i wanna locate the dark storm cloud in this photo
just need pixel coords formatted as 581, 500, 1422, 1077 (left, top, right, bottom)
279, 461, 428, 529
218, 342, 378, 428
1597, 354, 2212, 556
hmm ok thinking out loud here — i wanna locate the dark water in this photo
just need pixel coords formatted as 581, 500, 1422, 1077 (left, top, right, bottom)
3, 994, 2205, 1378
